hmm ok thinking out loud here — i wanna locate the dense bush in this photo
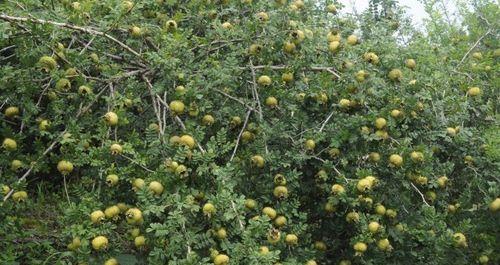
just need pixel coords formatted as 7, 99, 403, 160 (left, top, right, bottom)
0, 0, 498, 264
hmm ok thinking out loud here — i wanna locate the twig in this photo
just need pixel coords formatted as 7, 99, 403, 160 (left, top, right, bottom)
63, 174, 71, 203
213, 88, 255, 111
456, 29, 492, 68
410, 182, 431, 207
120, 154, 155, 173
319, 110, 335, 132
231, 200, 245, 230
248, 59, 263, 120
230, 110, 252, 161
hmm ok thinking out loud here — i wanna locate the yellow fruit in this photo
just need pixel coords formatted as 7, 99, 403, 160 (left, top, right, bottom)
262, 207, 277, 219
148, 181, 164, 195
331, 184, 345, 195
368, 221, 380, 233
479, 255, 489, 264
391, 109, 402, 118
365, 176, 378, 186
259, 246, 269, 255
388, 69, 403, 81
347, 35, 358, 45
273, 186, 288, 199
11, 159, 23, 171
106, 174, 119, 186
12, 191, 28, 202
38, 56, 58, 71
304, 139, 316, 151
126, 208, 143, 223
104, 205, 120, 219
346, 211, 359, 223
265, 97, 278, 107
405, 59, 416, 69
453, 232, 467, 248
489, 198, 500, 212
410, 151, 424, 162
328, 41, 340, 52
132, 178, 145, 191
326, 4, 337, 13
369, 152, 381, 162
306, 261, 317, 265
55, 78, 71, 91
355, 70, 367, 82
104, 258, 119, 265
213, 254, 229, 265
202, 114, 215, 126
437, 176, 448, 188
91, 236, 108, 251
257, 75, 272, 86
169, 100, 185, 115
324, 202, 336, 213
327, 31, 341, 42
221, 21, 232, 29
389, 154, 403, 167
110, 143, 123, 155
2, 138, 17, 151
104, 111, 118, 126
4, 106, 20, 118
215, 228, 227, 239
283, 41, 296, 53
251, 155, 265, 168
57, 160, 74, 175
274, 215, 287, 227
90, 210, 105, 224
245, 199, 257, 209
129, 26, 142, 37
203, 203, 216, 216
467, 87, 481, 96
339, 99, 351, 108
339, 260, 352, 265
248, 44, 262, 55
38, 119, 50, 131
375, 118, 387, 129
363, 52, 379, 64
267, 229, 281, 244
356, 178, 372, 192
472, 52, 482, 60
256, 12, 269, 22
353, 242, 367, 252
375, 204, 386, 215
116, 203, 127, 212
446, 127, 457, 136
165, 20, 178, 31
285, 234, 298, 245
290, 30, 305, 44
377, 238, 392, 251
314, 241, 327, 251
134, 235, 146, 247
386, 209, 397, 218
180, 135, 196, 149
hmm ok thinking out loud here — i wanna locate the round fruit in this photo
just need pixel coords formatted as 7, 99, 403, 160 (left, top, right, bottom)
479, 255, 489, 264
91, 236, 108, 251
446, 127, 457, 136
170, 100, 185, 115
132, 178, 145, 191
267, 229, 281, 244
353, 242, 367, 252
375, 204, 386, 215
346, 211, 360, 223
12, 191, 28, 202
326, 4, 337, 13
245, 199, 257, 209
265, 97, 278, 107
273, 186, 288, 199
2, 138, 17, 151
357, 178, 372, 192
347, 35, 358, 45
90, 210, 105, 224
386, 209, 397, 218
134, 235, 146, 247
304, 139, 316, 151
3, 186, 11, 195
126, 208, 143, 222
489, 198, 500, 212
283, 41, 296, 53
274, 215, 287, 227
251, 155, 265, 168
306, 261, 317, 265
202, 114, 215, 126
11, 159, 23, 171
285, 234, 298, 245
259, 246, 269, 255
129, 26, 142, 37
437, 176, 448, 188
375, 118, 387, 129
55, 78, 71, 91
453, 232, 467, 247
388, 69, 403, 81
389, 154, 403, 167
324, 202, 336, 213
364, 52, 379, 64
39, 119, 50, 131
148, 181, 164, 195
257, 75, 272, 86
110, 143, 123, 155
213, 254, 229, 265
467, 86, 481, 96
106, 174, 119, 186
215, 228, 227, 239
339, 99, 351, 108
4, 106, 20, 118
377, 238, 392, 251
38, 56, 58, 71
57, 160, 74, 175
180, 135, 195, 149
369, 152, 381, 162
368, 221, 380, 233
165, 20, 178, 31
314, 241, 327, 251
331, 184, 345, 195
104, 111, 118, 126
104, 258, 119, 265
391, 109, 402, 118
328, 41, 340, 52
405, 59, 416, 69
203, 203, 216, 216
262, 207, 277, 219
282, 73, 294, 82
256, 12, 269, 22
410, 151, 424, 162
104, 205, 120, 219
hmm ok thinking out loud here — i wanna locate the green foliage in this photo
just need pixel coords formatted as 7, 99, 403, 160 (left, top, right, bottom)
0, 0, 499, 265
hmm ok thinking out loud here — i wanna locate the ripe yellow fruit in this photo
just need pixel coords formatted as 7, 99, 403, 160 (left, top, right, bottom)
356, 178, 372, 192
129, 26, 142, 37
285, 234, 298, 245
249, 44, 262, 55
2, 138, 17, 151
12, 191, 28, 202
169, 100, 185, 115
331, 184, 345, 195
388, 69, 403, 81
306, 261, 318, 265
126, 208, 143, 223
132, 178, 145, 191
39, 119, 50, 131
304, 139, 316, 151
347, 35, 358, 45
274, 215, 287, 227
90, 210, 105, 224
368, 221, 380, 233
104, 111, 118, 126
129, 228, 141, 238
134, 235, 146, 247
339, 99, 351, 108
363, 52, 379, 64
215, 228, 227, 239
55, 78, 71, 91
353, 242, 367, 253
327, 31, 341, 42
4, 106, 20, 118
180, 135, 196, 149
375, 204, 386, 215
339, 260, 351, 265
489, 198, 500, 212
57, 160, 74, 175
273, 186, 288, 199
262, 207, 277, 219
265, 97, 278, 107
328, 41, 340, 52
479, 255, 489, 264
148, 181, 164, 195
104, 205, 120, 219
386, 209, 397, 218
324, 202, 336, 213
104, 258, 119, 265
267, 229, 281, 244
91, 236, 109, 251
390, 109, 402, 118
257, 75, 272, 86
11, 159, 23, 171
283, 41, 296, 53
256, 12, 269, 22
38, 56, 58, 71
202, 114, 215, 126
355, 70, 367, 82
213, 254, 229, 265
203, 203, 216, 216
389, 154, 403, 167
110, 143, 123, 155
369, 152, 381, 162
377, 238, 392, 251
314, 241, 327, 251
245, 199, 257, 209
282, 73, 294, 83
346, 211, 360, 223
106, 174, 119, 186
453, 232, 467, 248
405, 59, 416, 69
259, 246, 269, 255
472, 52, 482, 60
446, 127, 457, 136
290, 30, 305, 44
326, 4, 337, 13
410, 151, 424, 162
251, 155, 265, 168
467, 86, 481, 96
165, 20, 178, 31
375, 118, 387, 129
437, 176, 448, 188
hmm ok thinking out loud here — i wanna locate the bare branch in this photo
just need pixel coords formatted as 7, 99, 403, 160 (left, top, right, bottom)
230, 110, 252, 161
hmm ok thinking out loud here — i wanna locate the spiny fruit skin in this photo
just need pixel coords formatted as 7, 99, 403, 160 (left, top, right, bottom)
104, 206, 120, 219
148, 181, 164, 195
110, 143, 123, 155
285, 234, 298, 245
106, 174, 119, 186
11, 159, 23, 171
213, 254, 229, 265
202, 114, 215, 126
38, 56, 58, 71
265, 97, 278, 107
453, 232, 467, 248
364, 52, 379, 64
3, 138, 17, 151
104, 111, 119, 126
126, 208, 143, 223
134, 235, 146, 247
467, 86, 481, 96
375, 118, 387, 129
262, 207, 277, 220
388, 69, 403, 81
57, 160, 74, 175
339, 98, 351, 108
132, 178, 145, 191
405, 59, 416, 69
489, 198, 500, 212
55, 78, 71, 91
179, 135, 195, 149
12, 191, 28, 202
353, 242, 368, 253
165, 20, 178, 31
257, 75, 272, 86
90, 210, 105, 224
273, 185, 288, 199
4, 106, 20, 118
410, 151, 424, 162
203, 203, 216, 216
215, 228, 227, 239
290, 29, 305, 44
347, 35, 358, 45
304, 139, 316, 151
368, 221, 381, 233
92, 236, 109, 251
251, 155, 265, 168
377, 238, 392, 251
389, 154, 403, 167
169, 100, 185, 115
267, 229, 281, 244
